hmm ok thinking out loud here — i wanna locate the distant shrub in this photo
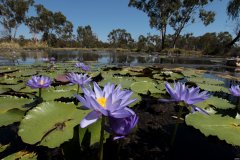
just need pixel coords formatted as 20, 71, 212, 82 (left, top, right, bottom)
0, 42, 20, 48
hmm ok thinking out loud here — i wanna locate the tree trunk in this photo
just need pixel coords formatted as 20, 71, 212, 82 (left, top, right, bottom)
226, 30, 240, 48
13, 25, 19, 40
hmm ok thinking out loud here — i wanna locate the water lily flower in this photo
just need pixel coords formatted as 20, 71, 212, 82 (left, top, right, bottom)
76, 82, 136, 128
75, 62, 90, 71
26, 76, 52, 89
160, 82, 210, 114
106, 114, 138, 140
50, 57, 56, 64
66, 73, 92, 87
229, 85, 240, 96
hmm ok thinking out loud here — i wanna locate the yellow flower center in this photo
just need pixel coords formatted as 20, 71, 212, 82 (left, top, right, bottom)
39, 80, 45, 85
97, 97, 107, 108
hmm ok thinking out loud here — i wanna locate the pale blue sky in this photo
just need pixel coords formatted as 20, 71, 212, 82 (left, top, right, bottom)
16, 0, 234, 42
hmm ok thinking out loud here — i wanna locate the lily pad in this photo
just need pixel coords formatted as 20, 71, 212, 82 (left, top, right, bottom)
0, 143, 10, 153
41, 88, 76, 101
0, 96, 32, 113
188, 77, 224, 85
186, 112, 240, 146
18, 102, 89, 148
195, 96, 235, 110
0, 109, 25, 127
130, 81, 161, 94
198, 83, 229, 93
2, 150, 37, 160
79, 119, 109, 147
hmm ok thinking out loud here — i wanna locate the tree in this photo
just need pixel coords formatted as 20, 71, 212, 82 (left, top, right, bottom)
33, 4, 69, 46
0, 0, 34, 41
226, 0, 240, 48
128, 0, 215, 49
108, 29, 134, 48
170, 0, 215, 48
77, 25, 98, 48
25, 16, 39, 43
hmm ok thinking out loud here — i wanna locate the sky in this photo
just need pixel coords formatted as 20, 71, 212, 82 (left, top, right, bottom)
16, 0, 234, 42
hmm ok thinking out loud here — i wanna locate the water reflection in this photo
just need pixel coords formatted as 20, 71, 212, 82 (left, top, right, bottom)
0, 50, 237, 72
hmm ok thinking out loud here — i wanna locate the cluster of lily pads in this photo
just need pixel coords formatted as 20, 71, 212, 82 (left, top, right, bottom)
0, 59, 239, 159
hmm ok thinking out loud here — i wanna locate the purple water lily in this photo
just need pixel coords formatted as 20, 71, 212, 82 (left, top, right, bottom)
66, 73, 92, 87
160, 82, 210, 114
106, 114, 138, 140
229, 85, 240, 97
27, 76, 52, 89
75, 62, 90, 71
76, 82, 136, 128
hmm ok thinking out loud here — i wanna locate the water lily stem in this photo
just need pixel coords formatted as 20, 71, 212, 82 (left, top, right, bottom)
99, 116, 105, 160
237, 97, 240, 113
170, 104, 184, 146
39, 88, 42, 98
77, 84, 80, 94
117, 139, 122, 160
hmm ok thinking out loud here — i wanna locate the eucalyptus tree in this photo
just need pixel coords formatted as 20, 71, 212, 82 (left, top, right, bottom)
226, 0, 240, 48
108, 29, 134, 48
128, 0, 215, 49
77, 25, 98, 48
25, 16, 39, 43
33, 4, 69, 46
0, 0, 34, 41
137, 35, 147, 51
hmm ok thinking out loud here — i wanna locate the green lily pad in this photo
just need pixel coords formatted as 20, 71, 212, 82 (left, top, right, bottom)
188, 77, 224, 85
0, 96, 32, 113
130, 81, 161, 94
186, 112, 240, 146
42, 88, 76, 101
18, 102, 89, 148
195, 96, 235, 110
198, 83, 229, 93
0, 143, 10, 153
99, 77, 135, 89
0, 88, 10, 94
79, 119, 109, 147
0, 109, 25, 127
129, 92, 142, 107
2, 150, 37, 160
1, 83, 26, 91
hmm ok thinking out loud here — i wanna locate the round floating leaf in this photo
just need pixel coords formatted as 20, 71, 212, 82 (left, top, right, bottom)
188, 77, 224, 85
2, 150, 37, 160
186, 113, 240, 146
0, 143, 10, 153
0, 96, 32, 113
1, 83, 26, 91
130, 81, 161, 94
0, 77, 20, 84
99, 77, 135, 89
79, 119, 109, 147
195, 96, 235, 110
0, 87, 10, 94
0, 109, 25, 127
129, 92, 142, 107
41, 88, 76, 101
198, 83, 229, 93
18, 102, 89, 148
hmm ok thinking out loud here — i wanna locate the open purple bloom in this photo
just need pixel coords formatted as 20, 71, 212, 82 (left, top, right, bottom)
76, 82, 136, 128
106, 114, 138, 140
50, 57, 56, 64
229, 85, 240, 96
27, 76, 52, 89
66, 73, 92, 87
160, 82, 210, 114
75, 62, 90, 71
